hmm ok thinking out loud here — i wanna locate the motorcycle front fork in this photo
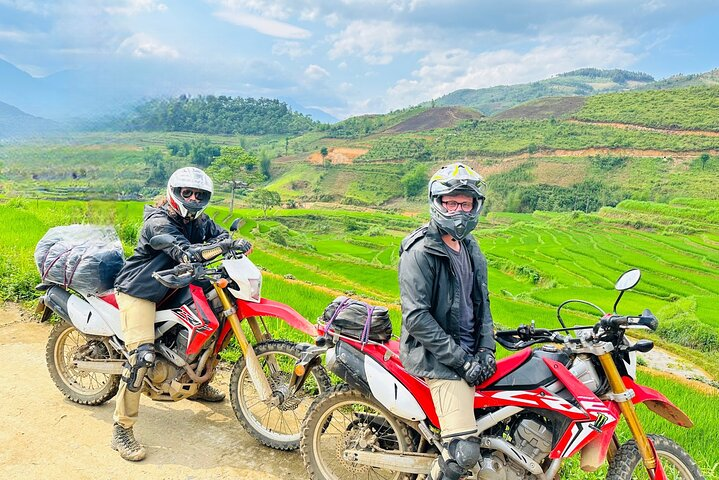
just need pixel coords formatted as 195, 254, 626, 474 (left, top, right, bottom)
597, 352, 657, 472
213, 284, 275, 402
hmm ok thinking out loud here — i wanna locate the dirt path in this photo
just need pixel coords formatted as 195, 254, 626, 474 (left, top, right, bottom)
0, 304, 306, 480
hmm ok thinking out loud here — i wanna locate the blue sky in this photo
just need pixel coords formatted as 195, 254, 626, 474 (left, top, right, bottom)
1, 0, 718, 119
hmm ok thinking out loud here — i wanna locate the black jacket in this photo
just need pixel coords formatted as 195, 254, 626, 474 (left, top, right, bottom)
114, 205, 228, 303
398, 222, 494, 379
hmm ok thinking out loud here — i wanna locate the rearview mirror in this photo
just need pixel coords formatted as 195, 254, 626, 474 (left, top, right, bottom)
615, 269, 641, 291
230, 218, 242, 232
149, 234, 175, 250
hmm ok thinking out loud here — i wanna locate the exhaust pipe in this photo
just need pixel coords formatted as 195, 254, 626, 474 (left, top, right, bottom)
42, 286, 72, 322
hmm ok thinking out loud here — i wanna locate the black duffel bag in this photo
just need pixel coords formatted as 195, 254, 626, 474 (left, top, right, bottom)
322, 296, 393, 343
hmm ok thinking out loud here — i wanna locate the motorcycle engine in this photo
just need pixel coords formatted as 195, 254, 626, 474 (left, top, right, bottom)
175, 328, 200, 363
479, 415, 553, 480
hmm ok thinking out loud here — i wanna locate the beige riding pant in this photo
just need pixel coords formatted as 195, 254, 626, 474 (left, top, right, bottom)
426, 378, 478, 440
113, 292, 156, 429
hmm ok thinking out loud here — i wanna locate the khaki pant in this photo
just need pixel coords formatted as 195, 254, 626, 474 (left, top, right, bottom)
113, 292, 156, 428
426, 378, 478, 440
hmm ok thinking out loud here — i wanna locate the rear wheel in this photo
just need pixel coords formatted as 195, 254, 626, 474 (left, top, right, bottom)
300, 385, 414, 480
230, 340, 332, 450
45, 321, 121, 405
606, 435, 704, 480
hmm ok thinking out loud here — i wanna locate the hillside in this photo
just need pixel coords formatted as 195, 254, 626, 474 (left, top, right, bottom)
573, 85, 719, 131
384, 106, 483, 133
491, 96, 586, 120
0, 101, 60, 141
117, 95, 319, 135
640, 68, 719, 90
430, 68, 655, 115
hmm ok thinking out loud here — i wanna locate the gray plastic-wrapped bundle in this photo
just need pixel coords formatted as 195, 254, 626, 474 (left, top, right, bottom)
35, 225, 125, 296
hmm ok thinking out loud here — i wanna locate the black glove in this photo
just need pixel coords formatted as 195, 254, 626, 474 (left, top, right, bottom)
233, 238, 252, 254
459, 354, 485, 386
474, 348, 497, 385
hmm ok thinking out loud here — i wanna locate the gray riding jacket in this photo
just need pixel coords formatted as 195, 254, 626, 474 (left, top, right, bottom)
398, 222, 495, 379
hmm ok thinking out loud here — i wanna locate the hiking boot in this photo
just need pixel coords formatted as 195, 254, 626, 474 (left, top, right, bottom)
110, 423, 146, 462
189, 382, 226, 402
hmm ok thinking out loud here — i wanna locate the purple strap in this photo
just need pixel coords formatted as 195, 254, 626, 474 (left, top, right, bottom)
360, 305, 375, 345
325, 297, 351, 332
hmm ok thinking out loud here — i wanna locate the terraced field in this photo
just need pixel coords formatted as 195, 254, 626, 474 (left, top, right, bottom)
1, 198, 718, 477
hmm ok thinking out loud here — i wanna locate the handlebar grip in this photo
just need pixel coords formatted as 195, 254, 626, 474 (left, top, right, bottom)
638, 309, 659, 331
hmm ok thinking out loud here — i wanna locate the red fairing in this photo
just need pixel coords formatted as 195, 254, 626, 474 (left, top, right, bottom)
236, 297, 318, 337
183, 284, 220, 355
542, 358, 618, 459
99, 293, 118, 308
339, 335, 441, 427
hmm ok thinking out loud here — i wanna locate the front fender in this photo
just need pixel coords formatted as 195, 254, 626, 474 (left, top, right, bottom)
623, 376, 694, 428
236, 297, 318, 337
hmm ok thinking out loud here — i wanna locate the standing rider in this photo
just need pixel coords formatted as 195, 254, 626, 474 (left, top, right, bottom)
398, 163, 496, 480
111, 166, 251, 461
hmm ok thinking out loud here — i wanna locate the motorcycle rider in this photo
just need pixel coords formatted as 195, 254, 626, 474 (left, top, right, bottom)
111, 166, 252, 461
398, 163, 496, 480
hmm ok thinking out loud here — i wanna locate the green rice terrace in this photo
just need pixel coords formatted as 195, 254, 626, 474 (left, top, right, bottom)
0, 197, 718, 477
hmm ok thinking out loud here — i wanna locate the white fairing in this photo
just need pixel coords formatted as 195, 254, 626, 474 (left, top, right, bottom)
623, 340, 638, 379
365, 355, 426, 422
68, 295, 119, 338
223, 257, 262, 303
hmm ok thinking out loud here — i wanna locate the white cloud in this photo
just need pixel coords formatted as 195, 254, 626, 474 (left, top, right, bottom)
104, 0, 168, 15
0, 0, 48, 14
0, 28, 33, 43
329, 20, 431, 64
386, 34, 637, 109
210, 0, 293, 20
272, 40, 309, 59
214, 9, 311, 39
117, 33, 179, 59
304, 64, 329, 80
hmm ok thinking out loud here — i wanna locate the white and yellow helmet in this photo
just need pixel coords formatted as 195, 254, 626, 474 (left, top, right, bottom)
428, 163, 486, 240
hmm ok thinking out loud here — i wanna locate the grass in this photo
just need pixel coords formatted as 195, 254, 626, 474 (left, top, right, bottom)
1, 197, 718, 477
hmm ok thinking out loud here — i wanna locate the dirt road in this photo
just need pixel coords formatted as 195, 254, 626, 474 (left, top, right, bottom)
0, 304, 306, 480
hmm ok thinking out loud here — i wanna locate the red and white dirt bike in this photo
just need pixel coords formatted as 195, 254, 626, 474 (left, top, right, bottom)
297, 269, 703, 479
37, 221, 331, 451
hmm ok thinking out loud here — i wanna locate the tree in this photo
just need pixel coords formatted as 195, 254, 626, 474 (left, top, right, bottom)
401, 163, 429, 198
251, 188, 282, 218
320, 147, 330, 168
700, 153, 710, 170
207, 146, 263, 215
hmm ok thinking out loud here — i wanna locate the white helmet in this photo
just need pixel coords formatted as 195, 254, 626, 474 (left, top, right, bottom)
166, 167, 214, 220
428, 163, 486, 240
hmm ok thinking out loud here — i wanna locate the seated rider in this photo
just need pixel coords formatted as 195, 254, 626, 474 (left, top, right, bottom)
110, 166, 251, 462
398, 163, 497, 480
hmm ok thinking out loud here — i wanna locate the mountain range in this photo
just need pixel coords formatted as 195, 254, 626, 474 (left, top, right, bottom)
1, 59, 718, 140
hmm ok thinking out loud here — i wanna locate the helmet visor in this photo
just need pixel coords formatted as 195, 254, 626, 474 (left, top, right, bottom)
179, 188, 210, 202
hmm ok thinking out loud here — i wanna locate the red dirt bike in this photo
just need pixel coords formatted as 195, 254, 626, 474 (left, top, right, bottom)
37, 221, 331, 451
297, 269, 703, 479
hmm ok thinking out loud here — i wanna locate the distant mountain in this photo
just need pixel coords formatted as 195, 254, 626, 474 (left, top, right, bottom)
430, 68, 656, 115
638, 68, 719, 90
0, 100, 61, 141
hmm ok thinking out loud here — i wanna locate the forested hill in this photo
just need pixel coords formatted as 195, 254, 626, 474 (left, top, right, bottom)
430, 68, 656, 115
118, 95, 320, 135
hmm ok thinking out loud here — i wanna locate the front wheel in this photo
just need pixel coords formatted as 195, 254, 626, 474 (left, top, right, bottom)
45, 320, 121, 405
606, 434, 704, 480
300, 385, 415, 480
229, 340, 332, 450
